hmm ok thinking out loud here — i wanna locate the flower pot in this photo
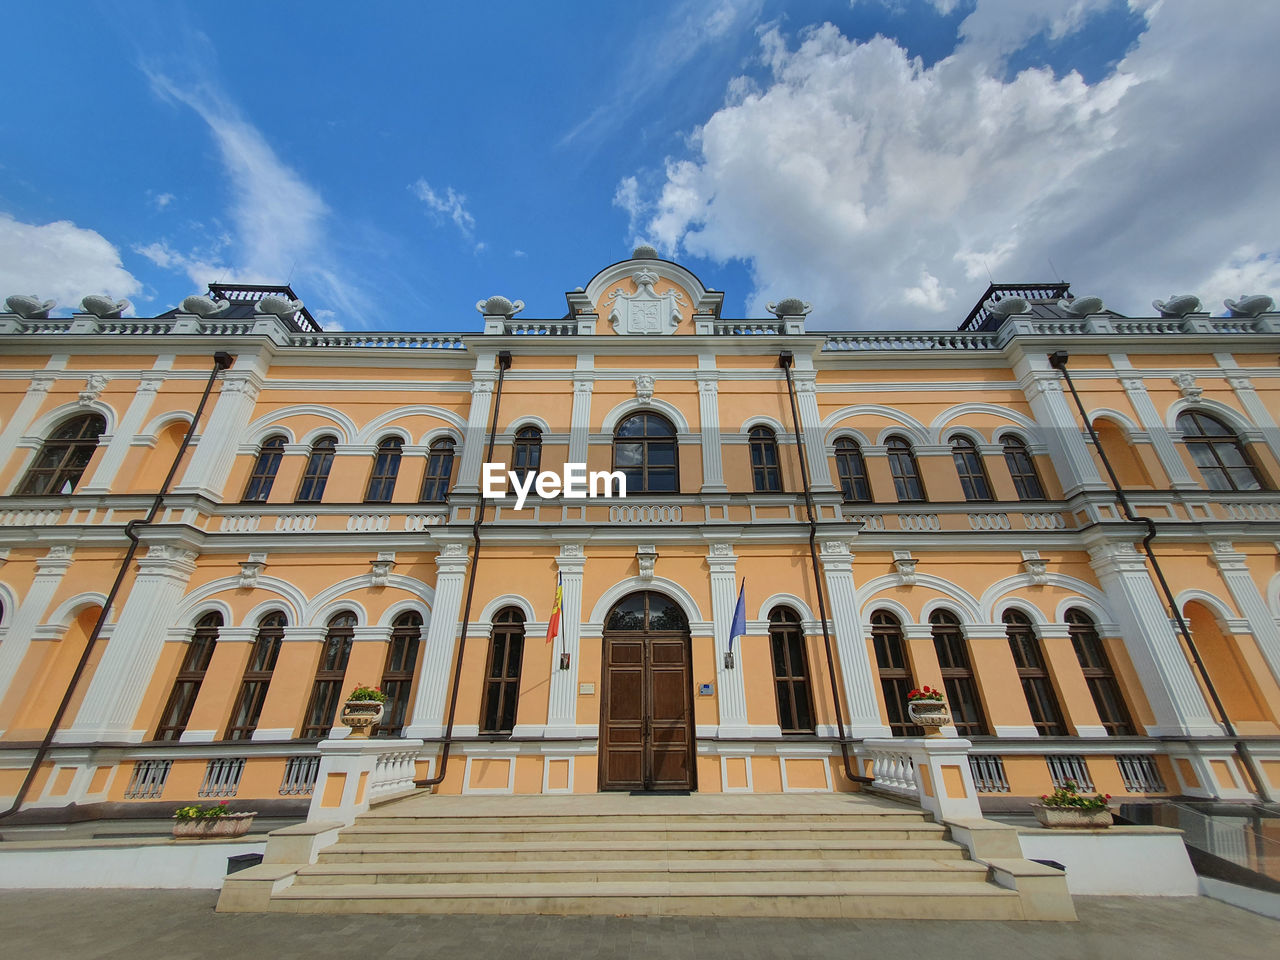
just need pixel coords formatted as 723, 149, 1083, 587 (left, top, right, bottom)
340, 699, 385, 738
172, 812, 257, 839
907, 699, 949, 737
1031, 804, 1113, 828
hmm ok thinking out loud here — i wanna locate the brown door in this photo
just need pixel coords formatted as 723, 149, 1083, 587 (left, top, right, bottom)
599, 592, 695, 791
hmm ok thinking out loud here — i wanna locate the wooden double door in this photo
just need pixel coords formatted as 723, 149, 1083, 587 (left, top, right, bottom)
599, 592, 696, 791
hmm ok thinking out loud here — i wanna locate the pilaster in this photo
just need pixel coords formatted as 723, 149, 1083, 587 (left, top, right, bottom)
819, 540, 890, 736
696, 371, 728, 493
707, 540, 748, 736
1211, 541, 1280, 688
793, 373, 836, 492
1114, 361, 1197, 489
403, 539, 470, 738
568, 375, 594, 466
0, 545, 74, 727
546, 542, 588, 736
1015, 357, 1107, 494
174, 367, 263, 500
80, 376, 162, 494
0, 374, 55, 493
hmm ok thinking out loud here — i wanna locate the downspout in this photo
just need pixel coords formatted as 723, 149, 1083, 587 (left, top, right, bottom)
417, 350, 512, 790
0, 350, 235, 820
779, 350, 872, 785
1048, 350, 1265, 798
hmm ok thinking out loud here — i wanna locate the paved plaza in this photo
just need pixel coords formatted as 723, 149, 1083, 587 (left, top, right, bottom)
0, 891, 1275, 960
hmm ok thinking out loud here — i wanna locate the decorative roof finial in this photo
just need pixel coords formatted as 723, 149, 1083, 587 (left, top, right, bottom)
475, 295, 525, 317
80, 295, 130, 319
5, 295, 56, 319
1151, 295, 1201, 318
1223, 294, 1274, 318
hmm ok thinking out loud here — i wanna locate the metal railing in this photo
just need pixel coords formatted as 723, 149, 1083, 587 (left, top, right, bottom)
123, 759, 171, 799
969, 755, 1011, 793
279, 756, 320, 796
1116, 754, 1165, 793
1047, 754, 1094, 792
198, 757, 246, 798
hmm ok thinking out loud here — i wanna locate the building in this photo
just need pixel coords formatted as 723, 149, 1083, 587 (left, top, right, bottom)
0, 250, 1278, 820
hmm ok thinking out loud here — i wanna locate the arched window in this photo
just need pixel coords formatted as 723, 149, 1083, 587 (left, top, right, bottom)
613, 412, 679, 493
480, 607, 526, 735
1002, 436, 1045, 500
768, 606, 814, 732
1065, 608, 1134, 735
365, 437, 403, 502
511, 427, 542, 484
419, 437, 456, 503
1003, 610, 1066, 735
951, 436, 992, 501
834, 437, 872, 502
749, 426, 783, 493
296, 435, 336, 503
226, 611, 286, 740
1176, 411, 1265, 491
154, 612, 222, 741
243, 435, 286, 502
886, 435, 926, 501
870, 611, 921, 736
376, 611, 422, 737
930, 610, 988, 736
301, 612, 356, 738
18, 413, 106, 495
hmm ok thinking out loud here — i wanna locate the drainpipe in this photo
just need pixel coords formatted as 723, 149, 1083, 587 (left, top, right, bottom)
779, 350, 872, 785
0, 351, 235, 820
417, 350, 512, 790
1048, 351, 1265, 798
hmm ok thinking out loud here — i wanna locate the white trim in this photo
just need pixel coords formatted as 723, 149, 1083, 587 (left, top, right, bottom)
25, 400, 118, 440
540, 753, 577, 794
583, 257, 710, 311
820, 403, 928, 444
303, 574, 435, 626
502, 414, 551, 435
779, 754, 834, 793
377, 598, 432, 628
718, 754, 755, 793
355, 404, 467, 444
0, 581, 15, 630
478, 593, 535, 624
739, 414, 787, 435
181, 599, 235, 629
859, 596, 914, 625
990, 596, 1049, 626
1165, 396, 1255, 433
461, 751, 518, 795
857, 574, 982, 623
45, 592, 111, 630
420, 426, 464, 447
1175, 589, 1239, 624
756, 593, 815, 623
1088, 408, 1142, 436
599, 397, 690, 434
175, 576, 306, 628
242, 599, 297, 628
242, 403, 357, 446
139, 410, 194, 438
586, 576, 705, 625
307, 599, 369, 629
980, 574, 1114, 624
824, 426, 875, 448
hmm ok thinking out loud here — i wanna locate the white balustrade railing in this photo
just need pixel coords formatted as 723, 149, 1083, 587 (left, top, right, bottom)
864, 746, 918, 798
370, 749, 420, 800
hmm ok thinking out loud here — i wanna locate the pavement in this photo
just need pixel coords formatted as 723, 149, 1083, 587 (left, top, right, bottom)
0, 891, 1276, 960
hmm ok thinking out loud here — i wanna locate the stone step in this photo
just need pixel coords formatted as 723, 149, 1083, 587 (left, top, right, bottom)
318, 837, 968, 863
337, 821, 947, 844
356, 811, 930, 827
293, 857, 991, 886
270, 879, 1025, 919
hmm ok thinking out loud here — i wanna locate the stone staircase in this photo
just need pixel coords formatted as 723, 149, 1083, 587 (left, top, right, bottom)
220, 792, 1073, 919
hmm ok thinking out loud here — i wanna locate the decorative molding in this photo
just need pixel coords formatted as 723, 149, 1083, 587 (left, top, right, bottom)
893, 550, 918, 586
634, 373, 655, 404
1172, 372, 1202, 400
1021, 550, 1049, 586
607, 269, 686, 335
78, 374, 108, 406
239, 552, 268, 588
636, 544, 657, 581
370, 551, 397, 586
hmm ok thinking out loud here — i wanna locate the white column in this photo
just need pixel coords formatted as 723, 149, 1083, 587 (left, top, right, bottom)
63, 542, 200, 743
1221, 365, 1280, 466
820, 540, 891, 736
0, 375, 55, 492
174, 370, 262, 500
1114, 363, 1197, 489
403, 540, 470, 738
1211, 541, 1280, 688
1086, 537, 1221, 736
453, 376, 495, 495
0, 545, 74, 717
1015, 356, 1107, 494
793, 373, 836, 492
80, 377, 162, 494
697, 371, 727, 493
708, 541, 749, 736
568, 375, 593, 465
545, 542, 588, 736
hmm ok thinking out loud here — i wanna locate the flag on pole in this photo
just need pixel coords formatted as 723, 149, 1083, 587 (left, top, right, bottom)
728, 578, 746, 653
546, 572, 562, 644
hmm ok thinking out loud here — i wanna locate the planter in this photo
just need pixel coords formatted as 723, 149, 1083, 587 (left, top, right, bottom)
172, 812, 257, 839
907, 699, 949, 737
340, 699, 385, 738
1032, 804, 1113, 828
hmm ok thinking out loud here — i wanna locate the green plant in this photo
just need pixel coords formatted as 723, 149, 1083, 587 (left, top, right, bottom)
346, 683, 388, 703
173, 800, 231, 821
907, 685, 944, 703
1039, 780, 1111, 810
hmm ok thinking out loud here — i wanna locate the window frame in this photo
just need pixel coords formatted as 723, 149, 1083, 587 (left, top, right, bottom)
418, 437, 457, 503
375, 611, 423, 737
242, 435, 287, 502
154, 611, 222, 741
225, 611, 286, 740
296, 435, 337, 503
612, 412, 680, 494
1176, 410, 1265, 492
1002, 436, 1046, 500
886, 435, 926, 502
870, 611, 922, 736
17, 413, 107, 496
1003, 610, 1067, 735
300, 612, 356, 738
749, 426, 784, 493
768, 606, 815, 733
930, 610, 989, 737
1066, 608, 1135, 735
480, 607, 526, 735
950, 436, 993, 502
511, 426, 543, 485
364, 437, 403, 503
834, 437, 872, 502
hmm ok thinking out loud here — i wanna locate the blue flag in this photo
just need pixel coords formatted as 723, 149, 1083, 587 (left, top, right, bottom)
728, 578, 746, 653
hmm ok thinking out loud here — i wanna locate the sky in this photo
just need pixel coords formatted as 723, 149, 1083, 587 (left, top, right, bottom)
1, 0, 1278, 332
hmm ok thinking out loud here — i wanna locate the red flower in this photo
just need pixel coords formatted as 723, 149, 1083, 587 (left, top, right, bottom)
1104, 794, 1112, 800
219, 800, 229, 806
908, 689, 919, 698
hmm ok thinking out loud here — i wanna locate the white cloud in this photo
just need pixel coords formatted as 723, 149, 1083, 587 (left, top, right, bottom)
410, 179, 476, 237
0, 214, 141, 313
149, 191, 175, 210
632, 2, 1280, 326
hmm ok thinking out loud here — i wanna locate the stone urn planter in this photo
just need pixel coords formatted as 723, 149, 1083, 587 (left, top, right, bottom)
907, 698, 949, 738
1031, 804, 1114, 829
172, 812, 257, 839
340, 699, 385, 738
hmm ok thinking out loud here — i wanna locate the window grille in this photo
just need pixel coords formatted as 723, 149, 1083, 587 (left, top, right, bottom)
199, 757, 246, 797
1047, 754, 1093, 792
969, 755, 1010, 793
123, 759, 171, 799
1116, 755, 1165, 793
279, 756, 320, 796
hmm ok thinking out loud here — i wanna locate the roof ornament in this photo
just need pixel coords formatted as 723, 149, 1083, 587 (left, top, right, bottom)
1057, 295, 1104, 316
632, 244, 659, 260
984, 296, 1031, 317
607, 269, 686, 334
475, 295, 525, 317
256, 294, 304, 320
180, 294, 232, 317
1224, 294, 1274, 318
5, 295, 55, 319
80, 295, 130, 318
1151, 295, 1201, 318
767, 298, 813, 318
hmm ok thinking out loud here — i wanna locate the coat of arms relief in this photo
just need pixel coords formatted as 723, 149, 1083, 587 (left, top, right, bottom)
607, 269, 687, 334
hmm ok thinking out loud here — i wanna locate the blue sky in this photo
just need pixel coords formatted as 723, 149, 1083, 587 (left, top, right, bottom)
2, 1, 1277, 330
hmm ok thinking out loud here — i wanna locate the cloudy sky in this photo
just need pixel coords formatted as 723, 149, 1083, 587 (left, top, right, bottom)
2, 1, 1276, 330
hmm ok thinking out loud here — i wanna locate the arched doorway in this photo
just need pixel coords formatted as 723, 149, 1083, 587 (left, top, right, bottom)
599, 590, 696, 791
